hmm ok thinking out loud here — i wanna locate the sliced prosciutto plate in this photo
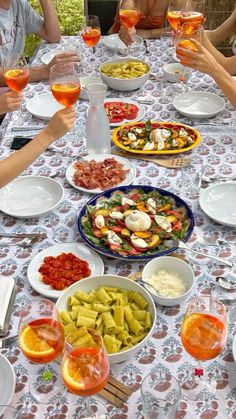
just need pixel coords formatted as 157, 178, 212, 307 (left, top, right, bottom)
104, 98, 145, 126
66, 154, 136, 194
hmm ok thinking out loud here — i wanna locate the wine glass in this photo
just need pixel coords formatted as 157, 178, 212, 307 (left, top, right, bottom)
18, 298, 65, 403
173, 23, 203, 93
119, 0, 141, 53
181, 295, 227, 400
81, 15, 101, 66
3, 54, 29, 122
61, 328, 110, 417
180, 0, 205, 31
50, 62, 81, 108
167, 0, 186, 32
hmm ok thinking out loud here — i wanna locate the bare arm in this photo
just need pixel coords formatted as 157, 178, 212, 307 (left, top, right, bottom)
206, 8, 236, 46
203, 32, 236, 75
0, 108, 76, 188
176, 39, 236, 108
36, 0, 61, 43
0, 52, 80, 85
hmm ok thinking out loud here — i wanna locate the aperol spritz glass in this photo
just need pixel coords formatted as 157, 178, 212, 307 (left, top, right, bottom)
50, 62, 81, 108
167, 0, 186, 32
181, 295, 227, 400
18, 298, 65, 403
119, 0, 141, 52
62, 328, 109, 417
180, 0, 205, 31
81, 15, 101, 67
3, 54, 29, 122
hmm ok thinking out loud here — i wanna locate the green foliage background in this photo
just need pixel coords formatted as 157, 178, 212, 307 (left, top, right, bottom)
25, 0, 84, 58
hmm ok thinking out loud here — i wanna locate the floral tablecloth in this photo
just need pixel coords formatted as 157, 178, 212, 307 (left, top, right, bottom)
0, 36, 236, 419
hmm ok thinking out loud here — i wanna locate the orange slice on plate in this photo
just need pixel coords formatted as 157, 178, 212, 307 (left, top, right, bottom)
19, 325, 55, 359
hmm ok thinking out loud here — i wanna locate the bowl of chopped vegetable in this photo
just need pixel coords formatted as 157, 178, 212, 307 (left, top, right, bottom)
78, 185, 194, 261
98, 58, 151, 91
142, 256, 195, 306
56, 274, 156, 364
112, 120, 201, 154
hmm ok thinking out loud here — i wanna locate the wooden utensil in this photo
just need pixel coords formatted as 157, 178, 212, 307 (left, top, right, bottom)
99, 375, 133, 408
113, 151, 190, 168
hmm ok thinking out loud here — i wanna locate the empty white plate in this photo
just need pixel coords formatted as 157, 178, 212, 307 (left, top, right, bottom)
66, 154, 136, 194
173, 91, 225, 119
0, 354, 16, 416
0, 176, 64, 218
27, 242, 104, 299
41, 50, 68, 65
26, 93, 63, 121
103, 34, 143, 51
199, 182, 236, 227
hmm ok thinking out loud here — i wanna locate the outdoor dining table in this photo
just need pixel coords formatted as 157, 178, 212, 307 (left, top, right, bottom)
0, 35, 236, 418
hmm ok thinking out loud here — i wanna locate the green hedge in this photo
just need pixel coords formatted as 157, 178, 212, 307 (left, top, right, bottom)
25, 0, 84, 58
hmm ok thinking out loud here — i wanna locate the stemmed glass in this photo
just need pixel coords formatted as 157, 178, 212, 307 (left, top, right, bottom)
180, 0, 205, 29
81, 15, 101, 66
119, 0, 141, 53
3, 54, 29, 121
18, 298, 65, 403
173, 22, 203, 93
167, 0, 186, 32
50, 62, 81, 108
181, 295, 227, 400
61, 328, 110, 418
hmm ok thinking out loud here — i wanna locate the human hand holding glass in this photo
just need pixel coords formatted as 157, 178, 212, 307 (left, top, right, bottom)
119, 0, 141, 50
181, 295, 227, 400
3, 54, 29, 120
18, 298, 65, 403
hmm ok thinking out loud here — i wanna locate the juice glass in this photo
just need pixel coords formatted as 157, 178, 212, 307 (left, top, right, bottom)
181, 295, 227, 400
18, 298, 65, 403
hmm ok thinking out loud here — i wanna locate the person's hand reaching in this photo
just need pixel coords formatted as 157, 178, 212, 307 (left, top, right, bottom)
118, 25, 136, 46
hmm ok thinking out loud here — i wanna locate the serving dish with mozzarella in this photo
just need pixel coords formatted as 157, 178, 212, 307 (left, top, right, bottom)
78, 185, 194, 261
112, 120, 201, 154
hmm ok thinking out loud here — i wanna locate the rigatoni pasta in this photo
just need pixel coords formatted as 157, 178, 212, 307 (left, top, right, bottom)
59, 286, 153, 354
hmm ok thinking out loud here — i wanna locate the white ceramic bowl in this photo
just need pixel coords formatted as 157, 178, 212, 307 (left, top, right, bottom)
163, 62, 191, 83
142, 256, 195, 306
98, 58, 151, 91
56, 274, 156, 364
79, 76, 102, 100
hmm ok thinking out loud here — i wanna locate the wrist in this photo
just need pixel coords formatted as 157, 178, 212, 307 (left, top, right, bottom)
35, 130, 55, 149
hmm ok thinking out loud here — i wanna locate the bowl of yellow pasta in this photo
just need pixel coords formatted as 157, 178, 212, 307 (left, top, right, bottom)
56, 274, 156, 364
98, 58, 151, 91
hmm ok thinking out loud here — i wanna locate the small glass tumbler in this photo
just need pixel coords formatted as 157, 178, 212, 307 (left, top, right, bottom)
69, 398, 109, 418
181, 162, 203, 197
141, 371, 181, 419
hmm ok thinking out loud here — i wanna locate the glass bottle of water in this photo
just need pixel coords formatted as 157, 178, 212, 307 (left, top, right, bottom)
86, 83, 111, 154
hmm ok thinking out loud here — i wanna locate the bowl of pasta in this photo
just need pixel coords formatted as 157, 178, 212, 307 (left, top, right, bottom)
56, 274, 156, 364
98, 58, 151, 91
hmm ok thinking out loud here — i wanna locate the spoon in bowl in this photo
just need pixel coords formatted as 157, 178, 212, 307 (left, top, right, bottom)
216, 276, 236, 291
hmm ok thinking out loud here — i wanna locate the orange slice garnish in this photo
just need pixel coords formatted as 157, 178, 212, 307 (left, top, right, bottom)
19, 325, 55, 359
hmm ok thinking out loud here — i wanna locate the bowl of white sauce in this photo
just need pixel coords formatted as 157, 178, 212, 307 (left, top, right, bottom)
142, 256, 195, 306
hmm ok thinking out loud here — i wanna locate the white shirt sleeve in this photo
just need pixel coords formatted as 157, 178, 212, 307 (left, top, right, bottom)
22, 0, 44, 35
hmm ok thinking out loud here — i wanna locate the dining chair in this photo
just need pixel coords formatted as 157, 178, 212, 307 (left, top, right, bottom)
83, 0, 118, 35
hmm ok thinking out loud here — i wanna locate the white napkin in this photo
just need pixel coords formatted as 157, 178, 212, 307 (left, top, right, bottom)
0, 277, 15, 330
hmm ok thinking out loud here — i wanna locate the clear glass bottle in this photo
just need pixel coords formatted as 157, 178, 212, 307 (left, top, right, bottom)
86, 83, 111, 154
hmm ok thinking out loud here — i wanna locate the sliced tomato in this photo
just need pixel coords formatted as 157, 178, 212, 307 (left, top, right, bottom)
172, 220, 182, 231
104, 101, 139, 123
166, 210, 183, 220
129, 247, 142, 255
92, 228, 103, 238
123, 103, 139, 120
110, 226, 122, 233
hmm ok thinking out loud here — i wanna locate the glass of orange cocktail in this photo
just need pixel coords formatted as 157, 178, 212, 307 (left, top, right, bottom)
81, 15, 101, 67
61, 328, 109, 416
50, 62, 81, 109
119, 0, 141, 52
3, 54, 29, 120
167, 0, 186, 32
181, 295, 227, 400
180, 0, 205, 32
18, 298, 65, 403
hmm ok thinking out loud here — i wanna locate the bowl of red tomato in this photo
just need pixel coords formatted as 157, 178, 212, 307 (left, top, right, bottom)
104, 98, 145, 126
